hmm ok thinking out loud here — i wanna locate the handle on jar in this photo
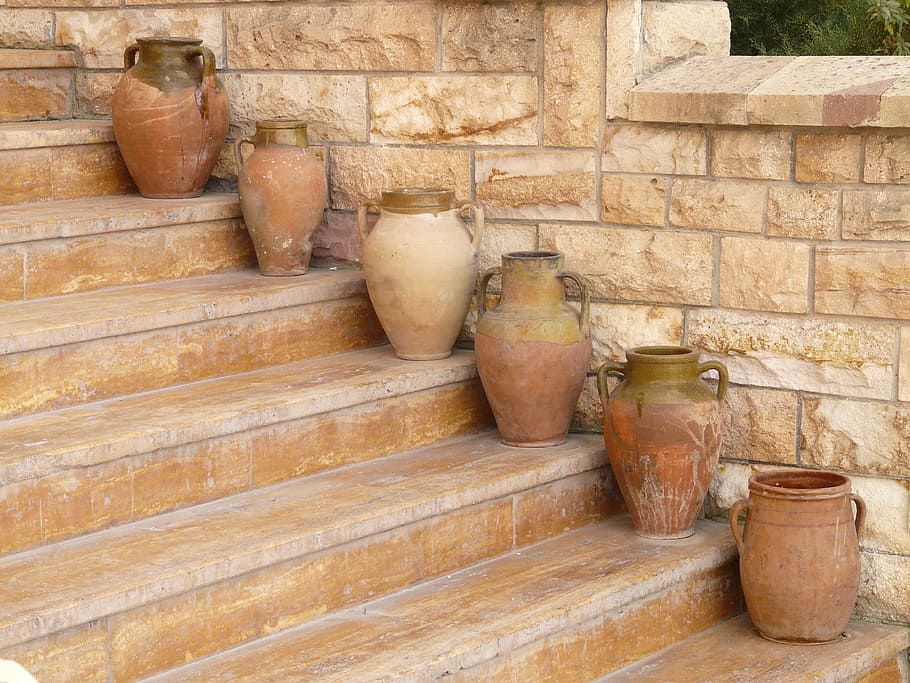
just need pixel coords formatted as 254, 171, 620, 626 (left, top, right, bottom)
698, 360, 729, 402
357, 202, 380, 241
558, 270, 590, 337
475, 266, 501, 319
596, 361, 626, 402
233, 137, 255, 173
728, 499, 749, 555
851, 493, 867, 543
123, 44, 140, 72
458, 201, 485, 252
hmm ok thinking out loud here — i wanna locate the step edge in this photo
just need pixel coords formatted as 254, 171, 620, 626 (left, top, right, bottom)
0, 119, 114, 151
0, 49, 77, 70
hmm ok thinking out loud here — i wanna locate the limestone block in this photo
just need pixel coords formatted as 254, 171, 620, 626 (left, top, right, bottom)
711, 129, 791, 181
801, 397, 910, 478
766, 187, 838, 239
850, 475, 910, 554
865, 134, 910, 184
226, 5, 434, 71
0, 248, 24, 303
722, 386, 798, 465
0, 10, 53, 47
686, 309, 894, 399
442, 3, 538, 72
0, 68, 72, 121
709, 462, 759, 511
329, 146, 471, 212
539, 224, 712, 305
223, 73, 367, 143
601, 174, 666, 227
606, 0, 642, 120
858, 552, 910, 624
476, 151, 596, 220
902, 326, 910, 403
74, 72, 118, 117
641, 0, 730, 76
572, 375, 604, 434
795, 133, 862, 183
312, 212, 363, 264
669, 178, 764, 232
544, 2, 603, 147
54, 10, 223, 69
719, 237, 809, 314
477, 223, 537, 274
588, 302, 684, 366
603, 123, 707, 175
370, 75, 538, 145
816, 247, 910, 319
843, 189, 910, 241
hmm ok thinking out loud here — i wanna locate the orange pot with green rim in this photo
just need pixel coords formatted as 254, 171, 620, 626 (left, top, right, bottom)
598, 346, 727, 539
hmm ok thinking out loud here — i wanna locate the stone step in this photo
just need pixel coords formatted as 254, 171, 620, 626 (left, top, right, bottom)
599, 614, 910, 683
0, 270, 385, 420
136, 516, 737, 683
0, 431, 618, 683
0, 120, 134, 205
0, 344, 494, 554
0, 193, 253, 301
0, 49, 76, 123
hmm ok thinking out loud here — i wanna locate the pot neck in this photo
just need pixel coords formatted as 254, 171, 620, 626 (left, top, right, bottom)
253, 122, 308, 148
137, 37, 201, 68
498, 252, 567, 306
622, 346, 701, 383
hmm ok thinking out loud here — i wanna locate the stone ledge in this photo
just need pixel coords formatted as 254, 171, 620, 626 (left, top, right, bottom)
630, 55, 910, 128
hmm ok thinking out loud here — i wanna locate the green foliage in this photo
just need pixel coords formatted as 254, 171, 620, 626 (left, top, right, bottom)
728, 0, 888, 55
866, 0, 910, 54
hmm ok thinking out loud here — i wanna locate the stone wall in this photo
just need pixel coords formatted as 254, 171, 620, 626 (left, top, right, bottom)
2, 0, 909, 627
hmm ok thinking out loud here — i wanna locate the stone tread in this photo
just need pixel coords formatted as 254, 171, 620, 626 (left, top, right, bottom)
142, 516, 736, 683
0, 345, 481, 486
599, 614, 910, 683
0, 119, 114, 151
0, 431, 608, 650
0, 192, 240, 246
0, 268, 360, 355
0, 49, 76, 70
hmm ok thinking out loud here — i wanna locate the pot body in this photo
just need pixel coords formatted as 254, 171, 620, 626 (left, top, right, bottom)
358, 188, 483, 360
235, 121, 327, 276
598, 346, 727, 539
112, 37, 229, 198
475, 251, 592, 447
729, 470, 866, 643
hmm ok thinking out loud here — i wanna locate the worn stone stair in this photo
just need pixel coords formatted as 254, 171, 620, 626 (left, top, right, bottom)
0, 48, 76, 123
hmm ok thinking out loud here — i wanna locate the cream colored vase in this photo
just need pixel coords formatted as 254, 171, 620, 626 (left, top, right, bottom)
358, 188, 484, 360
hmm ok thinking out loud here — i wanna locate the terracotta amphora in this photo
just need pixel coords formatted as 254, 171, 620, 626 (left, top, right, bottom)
598, 346, 727, 539
474, 251, 591, 448
235, 120, 327, 276
358, 188, 483, 360
729, 469, 866, 643
112, 37, 229, 198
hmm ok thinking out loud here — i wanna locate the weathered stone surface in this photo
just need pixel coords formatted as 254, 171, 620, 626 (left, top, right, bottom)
0, 10, 53, 47
0, 248, 24, 303
226, 5, 434, 71
606, 0, 642, 120
866, 134, 910, 184
901, 326, 910, 403
329, 146, 471, 212
687, 310, 894, 399
223, 73, 366, 143
442, 3, 538, 72
572, 375, 604, 433
795, 133, 862, 183
711, 129, 791, 180
477, 223, 537, 274
476, 151, 596, 220
850, 475, 910, 554
720, 237, 809, 314
539, 224, 712, 305
370, 76, 538, 145
54, 10, 224, 69
721, 386, 798, 464
801, 397, 910, 478
843, 189, 910, 240
312, 211, 364, 265
880, 72, 910, 127
669, 178, 764, 232
858, 552, 910, 623
74, 71, 117, 117
766, 186, 838, 239
708, 461, 759, 511
601, 174, 667, 227
589, 302, 684, 366
0, 68, 71, 122
816, 247, 910, 318
544, 3, 603, 147
603, 123, 707, 175
641, 0, 730, 76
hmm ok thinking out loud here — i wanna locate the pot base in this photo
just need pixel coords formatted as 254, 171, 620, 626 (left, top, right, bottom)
140, 189, 205, 200
757, 630, 844, 646
395, 351, 453, 361
635, 528, 696, 541
501, 437, 567, 449
258, 267, 310, 277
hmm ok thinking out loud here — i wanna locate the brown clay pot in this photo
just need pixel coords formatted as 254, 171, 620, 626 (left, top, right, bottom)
112, 37, 229, 199
358, 188, 483, 360
729, 469, 866, 644
474, 251, 591, 447
235, 120, 327, 276
598, 346, 727, 539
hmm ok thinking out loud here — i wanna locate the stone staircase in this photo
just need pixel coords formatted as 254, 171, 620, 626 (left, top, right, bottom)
0, 48, 907, 683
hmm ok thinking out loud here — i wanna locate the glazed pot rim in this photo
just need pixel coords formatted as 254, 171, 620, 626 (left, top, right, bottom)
381, 187, 455, 213
502, 250, 562, 260
135, 36, 202, 46
749, 469, 852, 499
254, 119, 308, 130
625, 345, 699, 363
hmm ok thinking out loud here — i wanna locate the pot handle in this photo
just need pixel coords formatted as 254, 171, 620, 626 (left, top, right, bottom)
123, 43, 140, 72
186, 45, 217, 83
233, 137, 255, 172
698, 360, 729, 402
728, 499, 749, 554
357, 202, 380, 241
458, 201, 485, 252
475, 266, 501, 319
596, 361, 626, 402
559, 271, 591, 336
851, 493, 867, 543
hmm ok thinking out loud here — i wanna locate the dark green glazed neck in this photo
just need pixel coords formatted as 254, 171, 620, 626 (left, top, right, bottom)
137, 37, 200, 67
499, 251, 566, 307
253, 120, 308, 148
381, 188, 454, 215
623, 346, 700, 383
